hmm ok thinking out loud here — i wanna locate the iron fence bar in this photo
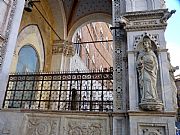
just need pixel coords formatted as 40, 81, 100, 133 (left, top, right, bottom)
38, 76, 44, 109
101, 76, 104, 111
90, 76, 93, 111
48, 75, 53, 109
58, 79, 63, 110
20, 76, 27, 108
69, 75, 72, 110
79, 75, 83, 110
29, 76, 35, 109
11, 76, 18, 107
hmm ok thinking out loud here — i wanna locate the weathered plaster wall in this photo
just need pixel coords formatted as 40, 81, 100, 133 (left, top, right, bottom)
18, 0, 56, 71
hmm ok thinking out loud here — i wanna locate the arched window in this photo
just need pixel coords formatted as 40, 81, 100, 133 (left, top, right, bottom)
16, 45, 40, 72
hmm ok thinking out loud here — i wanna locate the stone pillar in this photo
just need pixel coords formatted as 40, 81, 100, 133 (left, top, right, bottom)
0, 0, 25, 108
125, 10, 176, 135
112, 1, 129, 135
112, 0, 128, 113
51, 40, 65, 71
51, 40, 75, 71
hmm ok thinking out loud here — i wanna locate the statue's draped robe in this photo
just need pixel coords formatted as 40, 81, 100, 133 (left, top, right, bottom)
137, 50, 158, 102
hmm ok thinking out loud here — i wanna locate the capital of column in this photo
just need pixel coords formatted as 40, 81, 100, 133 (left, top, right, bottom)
52, 40, 75, 56
52, 40, 65, 55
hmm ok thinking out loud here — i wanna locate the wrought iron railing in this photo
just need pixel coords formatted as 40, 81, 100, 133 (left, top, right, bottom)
3, 68, 113, 112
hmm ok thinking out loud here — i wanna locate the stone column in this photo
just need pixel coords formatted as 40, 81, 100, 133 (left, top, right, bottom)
0, 0, 25, 108
112, 0, 128, 113
112, 1, 129, 135
51, 40, 65, 71
51, 40, 75, 71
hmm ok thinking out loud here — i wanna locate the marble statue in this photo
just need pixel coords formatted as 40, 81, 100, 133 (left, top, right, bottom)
167, 52, 179, 110
137, 36, 163, 110
137, 37, 158, 101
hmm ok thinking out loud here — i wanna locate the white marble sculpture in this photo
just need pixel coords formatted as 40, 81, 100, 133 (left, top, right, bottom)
137, 36, 163, 111
167, 52, 179, 110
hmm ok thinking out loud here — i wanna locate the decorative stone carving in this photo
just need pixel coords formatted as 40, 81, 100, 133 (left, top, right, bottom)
167, 52, 179, 110
0, 0, 17, 71
24, 116, 59, 135
136, 36, 163, 111
133, 33, 160, 50
112, 0, 128, 111
66, 121, 102, 135
160, 10, 176, 23
52, 40, 75, 56
138, 124, 166, 135
64, 117, 108, 135
67, 121, 101, 135
0, 0, 11, 35
123, 9, 168, 31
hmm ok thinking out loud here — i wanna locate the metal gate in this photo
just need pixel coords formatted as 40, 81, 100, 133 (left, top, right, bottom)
3, 68, 113, 112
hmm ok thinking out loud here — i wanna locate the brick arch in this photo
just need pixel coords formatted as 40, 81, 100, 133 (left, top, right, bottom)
67, 13, 112, 42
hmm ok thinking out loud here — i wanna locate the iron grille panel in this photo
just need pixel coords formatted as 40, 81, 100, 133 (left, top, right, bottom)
3, 69, 113, 112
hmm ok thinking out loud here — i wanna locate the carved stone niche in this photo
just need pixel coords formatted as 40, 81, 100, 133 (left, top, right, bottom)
138, 123, 167, 135
135, 34, 163, 111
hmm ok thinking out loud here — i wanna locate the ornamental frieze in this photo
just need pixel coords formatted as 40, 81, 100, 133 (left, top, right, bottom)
23, 115, 60, 135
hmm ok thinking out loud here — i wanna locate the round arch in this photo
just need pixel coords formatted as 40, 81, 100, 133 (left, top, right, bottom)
10, 25, 45, 72
67, 13, 112, 42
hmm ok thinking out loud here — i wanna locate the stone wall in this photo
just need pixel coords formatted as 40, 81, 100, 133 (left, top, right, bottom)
0, 110, 110, 135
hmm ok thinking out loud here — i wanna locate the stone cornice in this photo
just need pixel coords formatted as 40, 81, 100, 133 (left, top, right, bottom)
127, 111, 176, 117
126, 24, 167, 32
123, 9, 168, 32
124, 9, 168, 21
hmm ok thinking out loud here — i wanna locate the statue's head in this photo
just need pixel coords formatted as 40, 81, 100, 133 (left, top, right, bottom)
143, 36, 152, 52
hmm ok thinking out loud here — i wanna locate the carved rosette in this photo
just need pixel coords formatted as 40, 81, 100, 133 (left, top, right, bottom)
24, 116, 59, 135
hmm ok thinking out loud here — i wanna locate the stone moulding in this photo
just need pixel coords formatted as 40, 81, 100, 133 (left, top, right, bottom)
123, 9, 168, 31
124, 9, 168, 21
0, 0, 17, 71
139, 100, 164, 111
138, 123, 168, 135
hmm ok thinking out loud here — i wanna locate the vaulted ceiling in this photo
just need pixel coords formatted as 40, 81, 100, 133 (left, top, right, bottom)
48, 0, 112, 38
62, 0, 112, 29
